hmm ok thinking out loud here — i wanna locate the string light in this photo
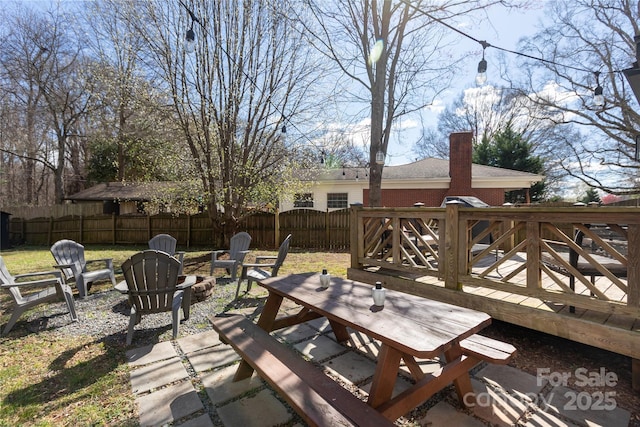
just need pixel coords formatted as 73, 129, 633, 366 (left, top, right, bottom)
185, 23, 196, 53
177, 1, 330, 161
179, 0, 199, 53
398, 0, 632, 107
593, 71, 604, 107
476, 41, 489, 86
622, 35, 640, 104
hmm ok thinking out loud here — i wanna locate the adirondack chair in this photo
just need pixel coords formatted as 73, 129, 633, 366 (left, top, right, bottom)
50, 239, 117, 298
120, 250, 189, 345
0, 256, 78, 335
148, 234, 185, 275
210, 232, 251, 280
237, 234, 292, 299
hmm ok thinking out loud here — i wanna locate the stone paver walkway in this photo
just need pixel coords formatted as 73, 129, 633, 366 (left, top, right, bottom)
126, 312, 632, 427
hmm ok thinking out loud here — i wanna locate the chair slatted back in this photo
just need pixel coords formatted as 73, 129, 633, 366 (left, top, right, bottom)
121, 250, 180, 315
272, 234, 292, 276
0, 257, 21, 301
229, 232, 251, 259
149, 234, 178, 256
50, 239, 86, 281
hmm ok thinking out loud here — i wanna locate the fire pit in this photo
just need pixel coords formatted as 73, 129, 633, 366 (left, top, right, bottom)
179, 275, 216, 302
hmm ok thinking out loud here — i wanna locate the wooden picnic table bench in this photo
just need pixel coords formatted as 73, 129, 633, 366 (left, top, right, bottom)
213, 273, 516, 423
210, 313, 395, 427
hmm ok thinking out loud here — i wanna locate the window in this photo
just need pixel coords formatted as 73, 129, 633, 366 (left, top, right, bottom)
327, 193, 348, 209
294, 193, 314, 208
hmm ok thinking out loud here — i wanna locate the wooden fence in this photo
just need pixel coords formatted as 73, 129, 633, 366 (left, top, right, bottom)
7, 209, 351, 250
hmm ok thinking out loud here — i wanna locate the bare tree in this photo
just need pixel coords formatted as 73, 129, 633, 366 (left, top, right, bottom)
0, 4, 91, 204
83, 0, 148, 182
81, 1, 191, 188
127, 0, 324, 243
300, 0, 501, 206
414, 85, 574, 194
517, 0, 640, 196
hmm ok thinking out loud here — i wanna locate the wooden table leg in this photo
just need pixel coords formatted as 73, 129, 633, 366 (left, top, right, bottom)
328, 319, 350, 342
367, 344, 403, 408
233, 292, 283, 381
444, 343, 475, 407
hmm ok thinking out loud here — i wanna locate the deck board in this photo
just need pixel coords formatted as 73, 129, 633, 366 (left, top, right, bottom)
469, 253, 631, 328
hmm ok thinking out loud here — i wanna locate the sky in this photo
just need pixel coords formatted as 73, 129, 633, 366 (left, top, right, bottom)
383, 2, 548, 166
22, 0, 548, 169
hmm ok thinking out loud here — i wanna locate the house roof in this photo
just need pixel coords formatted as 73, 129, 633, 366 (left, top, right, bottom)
68, 157, 543, 202
66, 182, 181, 201
314, 157, 543, 188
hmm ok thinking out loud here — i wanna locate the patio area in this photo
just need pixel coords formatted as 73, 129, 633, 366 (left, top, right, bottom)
126, 295, 632, 426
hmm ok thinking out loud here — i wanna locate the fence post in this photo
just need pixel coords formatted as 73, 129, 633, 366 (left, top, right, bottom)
349, 205, 361, 269
628, 224, 640, 307
187, 214, 191, 248
112, 213, 116, 245
526, 220, 542, 290
147, 214, 151, 241
47, 217, 53, 246
444, 201, 461, 290
79, 215, 84, 243
275, 208, 280, 247
325, 209, 330, 250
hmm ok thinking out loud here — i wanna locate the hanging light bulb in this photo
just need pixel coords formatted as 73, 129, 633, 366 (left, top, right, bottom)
179, 0, 200, 54
476, 41, 489, 86
593, 71, 604, 107
185, 23, 196, 53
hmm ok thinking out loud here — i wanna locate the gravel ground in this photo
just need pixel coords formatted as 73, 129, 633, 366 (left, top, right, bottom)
18, 277, 248, 347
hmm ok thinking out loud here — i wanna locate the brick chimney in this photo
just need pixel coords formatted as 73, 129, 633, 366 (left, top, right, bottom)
447, 131, 473, 196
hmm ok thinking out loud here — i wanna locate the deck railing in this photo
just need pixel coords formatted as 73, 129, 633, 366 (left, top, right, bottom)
350, 203, 640, 318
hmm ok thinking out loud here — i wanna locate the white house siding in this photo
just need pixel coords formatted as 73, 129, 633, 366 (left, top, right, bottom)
280, 180, 366, 212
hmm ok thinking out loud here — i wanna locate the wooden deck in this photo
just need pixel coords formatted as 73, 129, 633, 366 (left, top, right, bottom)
346, 204, 640, 389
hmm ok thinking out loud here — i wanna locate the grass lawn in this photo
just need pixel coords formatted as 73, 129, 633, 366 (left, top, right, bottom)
0, 245, 350, 426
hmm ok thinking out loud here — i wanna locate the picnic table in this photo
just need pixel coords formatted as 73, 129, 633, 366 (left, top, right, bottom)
212, 273, 515, 424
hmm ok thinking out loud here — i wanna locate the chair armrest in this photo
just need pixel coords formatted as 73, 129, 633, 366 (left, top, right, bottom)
4, 270, 62, 288
255, 255, 277, 262
242, 262, 277, 269
86, 258, 115, 269
176, 275, 197, 289
14, 270, 64, 281
175, 251, 186, 263
211, 250, 229, 261
1, 278, 60, 289
114, 281, 129, 294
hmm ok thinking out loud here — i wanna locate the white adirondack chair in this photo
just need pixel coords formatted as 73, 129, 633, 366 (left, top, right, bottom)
0, 256, 77, 335
148, 234, 185, 275
238, 234, 292, 299
210, 232, 251, 280
119, 250, 191, 345
50, 239, 117, 298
